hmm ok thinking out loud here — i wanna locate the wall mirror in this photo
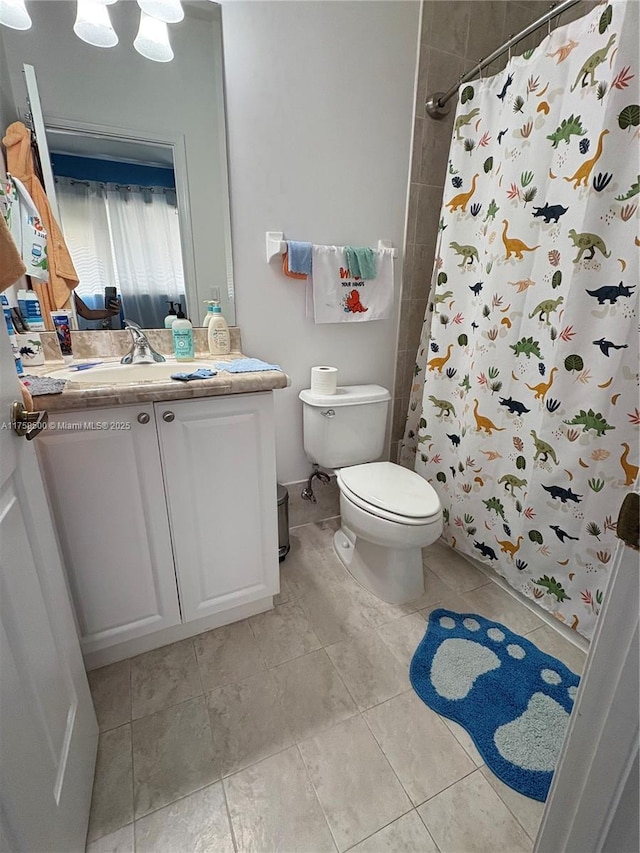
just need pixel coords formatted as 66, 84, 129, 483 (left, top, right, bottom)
1, 0, 235, 330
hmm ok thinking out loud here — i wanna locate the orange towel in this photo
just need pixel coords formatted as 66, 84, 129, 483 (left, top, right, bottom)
3, 122, 78, 326
282, 250, 307, 280
0, 213, 26, 291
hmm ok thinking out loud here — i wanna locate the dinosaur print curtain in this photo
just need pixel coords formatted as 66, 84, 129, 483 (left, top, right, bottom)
403, 0, 638, 641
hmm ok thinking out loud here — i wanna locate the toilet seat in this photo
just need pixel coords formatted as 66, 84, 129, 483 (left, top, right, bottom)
337, 462, 441, 526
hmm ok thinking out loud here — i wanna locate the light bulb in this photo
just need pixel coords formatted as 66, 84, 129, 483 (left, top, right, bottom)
136, 0, 183, 24
0, 0, 32, 30
134, 11, 173, 62
74, 0, 118, 47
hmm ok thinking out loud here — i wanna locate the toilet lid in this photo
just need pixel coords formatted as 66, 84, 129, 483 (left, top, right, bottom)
338, 462, 440, 519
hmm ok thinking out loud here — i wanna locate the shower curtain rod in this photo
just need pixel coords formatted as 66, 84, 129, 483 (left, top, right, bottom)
425, 0, 581, 119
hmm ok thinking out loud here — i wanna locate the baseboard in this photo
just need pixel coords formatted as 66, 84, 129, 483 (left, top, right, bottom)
83, 596, 274, 670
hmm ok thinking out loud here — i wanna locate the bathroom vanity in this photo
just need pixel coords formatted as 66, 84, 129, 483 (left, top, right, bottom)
31, 333, 288, 668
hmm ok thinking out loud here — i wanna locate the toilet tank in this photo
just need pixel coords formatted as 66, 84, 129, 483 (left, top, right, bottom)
299, 385, 391, 469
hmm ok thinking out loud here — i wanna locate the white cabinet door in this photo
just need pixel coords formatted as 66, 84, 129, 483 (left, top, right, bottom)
156, 393, 279, 622
37, 405, 181, 653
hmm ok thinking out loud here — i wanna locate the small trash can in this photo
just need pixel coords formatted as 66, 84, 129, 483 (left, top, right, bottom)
277, 483, 290, 562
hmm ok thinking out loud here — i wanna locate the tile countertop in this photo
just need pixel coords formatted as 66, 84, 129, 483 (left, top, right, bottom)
24, 328, 289, 413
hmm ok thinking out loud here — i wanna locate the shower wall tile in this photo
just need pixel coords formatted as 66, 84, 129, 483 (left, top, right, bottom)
392, 0, 594, 459
467, 2, 508, 66
426, 1, 472, 56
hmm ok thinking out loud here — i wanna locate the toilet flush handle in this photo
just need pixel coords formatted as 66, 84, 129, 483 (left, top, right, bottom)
321, 409, 336, 418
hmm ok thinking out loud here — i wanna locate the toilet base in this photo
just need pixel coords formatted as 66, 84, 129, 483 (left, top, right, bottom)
333, 526, 425, 605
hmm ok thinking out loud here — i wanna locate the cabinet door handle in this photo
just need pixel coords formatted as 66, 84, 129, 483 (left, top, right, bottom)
137, 412, 151, 424
162, 411, 175, 423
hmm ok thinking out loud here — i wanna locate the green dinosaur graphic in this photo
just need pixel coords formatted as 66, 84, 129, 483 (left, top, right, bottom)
564, 409, 615, 436
530, 430, 558, 465
428, 396, 456, 417
497, 474, 527, 496
570, 33, 616, 92
482, 199, 499, 222
449, 241, 479, 268
615, 176, 640, 201
433, 290, 454, 305
483, 496, 506, 519
454, 108, 480, 140
568, 229, 611, 262
528, 297, 564, 325
534, 575, 571, 602
546, 114, 586, 148
510, 337, 544, 359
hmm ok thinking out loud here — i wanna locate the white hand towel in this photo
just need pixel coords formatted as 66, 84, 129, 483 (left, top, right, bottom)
311, 245, 393, 324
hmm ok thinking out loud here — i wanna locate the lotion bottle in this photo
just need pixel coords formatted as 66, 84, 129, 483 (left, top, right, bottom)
172, 303, 194, 361
207, 290, 230, 355
164, 301, 177, 328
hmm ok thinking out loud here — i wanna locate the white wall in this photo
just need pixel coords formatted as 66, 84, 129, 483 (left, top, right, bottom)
0, 1, 233, 323
222, 1, 420, 483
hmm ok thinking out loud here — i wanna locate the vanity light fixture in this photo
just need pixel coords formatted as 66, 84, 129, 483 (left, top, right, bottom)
133, 11, 174, 62
136, 0, 184, 24
73, 0, 118, 47
0, 0, 32, 31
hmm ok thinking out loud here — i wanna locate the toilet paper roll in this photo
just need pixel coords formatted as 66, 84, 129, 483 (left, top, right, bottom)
311, 365, 338, 395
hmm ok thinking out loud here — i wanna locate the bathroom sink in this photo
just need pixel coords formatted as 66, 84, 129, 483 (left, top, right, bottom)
47, 362, 217, 385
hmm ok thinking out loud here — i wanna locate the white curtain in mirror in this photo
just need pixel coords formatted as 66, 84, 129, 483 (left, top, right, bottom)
56, 177, 185, 327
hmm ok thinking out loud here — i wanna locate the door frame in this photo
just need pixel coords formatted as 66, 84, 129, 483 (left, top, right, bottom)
535, 534, 639, 852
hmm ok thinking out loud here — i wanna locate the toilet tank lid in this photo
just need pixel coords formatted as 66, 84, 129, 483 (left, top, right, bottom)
299, 385, 390, 407
339, 461, 441, 519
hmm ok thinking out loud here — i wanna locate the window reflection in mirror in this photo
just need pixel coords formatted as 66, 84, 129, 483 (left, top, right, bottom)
1, 0, 234, 329
50, 138, 186, 330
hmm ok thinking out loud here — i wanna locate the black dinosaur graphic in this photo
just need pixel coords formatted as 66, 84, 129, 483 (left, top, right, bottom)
542, 484, 583, 504
474, 541, 498, 560
549, 525, 580, 543
586, 283, 635, 305
499, 396, 530, 416
592, 338, 629, 357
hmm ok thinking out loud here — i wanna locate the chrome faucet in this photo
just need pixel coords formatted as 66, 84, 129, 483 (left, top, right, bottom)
121, 320, 166, 364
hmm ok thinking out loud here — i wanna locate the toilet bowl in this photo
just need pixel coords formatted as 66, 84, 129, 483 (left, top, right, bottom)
299, 385, 442, 605
335, 462, 443, 604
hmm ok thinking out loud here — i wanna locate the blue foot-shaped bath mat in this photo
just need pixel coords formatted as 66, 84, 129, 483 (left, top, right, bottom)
410, 609, 580, 801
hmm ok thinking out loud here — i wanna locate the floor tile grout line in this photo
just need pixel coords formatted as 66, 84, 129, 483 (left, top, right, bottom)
478, 766, 543, 844
293, 742, 341, 853
359, 703, 425, 810
415, 807, 443, 853
220, 777, 240, 853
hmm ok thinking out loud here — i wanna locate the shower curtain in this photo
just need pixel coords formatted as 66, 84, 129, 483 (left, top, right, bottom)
402, 0, 639, 641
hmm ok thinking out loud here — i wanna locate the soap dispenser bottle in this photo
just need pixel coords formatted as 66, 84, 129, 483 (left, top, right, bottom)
207, 289, 230, 355
164, 301, 177, 328
172, 303, 194, 361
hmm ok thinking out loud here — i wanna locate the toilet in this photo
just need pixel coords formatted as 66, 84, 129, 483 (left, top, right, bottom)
299, 384, 442, 604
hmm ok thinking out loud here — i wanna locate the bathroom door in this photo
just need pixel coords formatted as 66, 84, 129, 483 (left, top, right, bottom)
0, 326, 98, 848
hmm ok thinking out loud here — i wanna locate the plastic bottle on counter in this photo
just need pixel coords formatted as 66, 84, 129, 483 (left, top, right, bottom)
207, 289, 230, 356
24, 290, 46, 331
172, 303, 194, 361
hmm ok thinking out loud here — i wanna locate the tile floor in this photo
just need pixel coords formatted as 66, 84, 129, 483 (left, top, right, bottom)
86, 519, 586, 853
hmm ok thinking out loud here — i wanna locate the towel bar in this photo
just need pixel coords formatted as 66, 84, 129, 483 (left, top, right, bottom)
266, 231, 398, 263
